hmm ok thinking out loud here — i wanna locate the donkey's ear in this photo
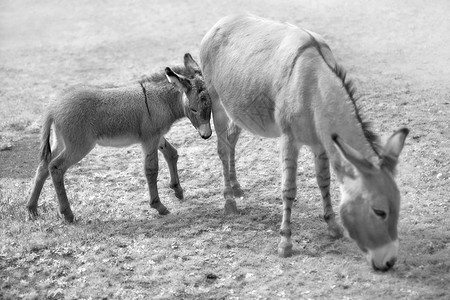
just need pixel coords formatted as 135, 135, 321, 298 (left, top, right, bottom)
184, 53, 201, 75
384, 128, 409, 159
332, 133, 377, 176
380, 128, 409, 172
165, 67, 191, 93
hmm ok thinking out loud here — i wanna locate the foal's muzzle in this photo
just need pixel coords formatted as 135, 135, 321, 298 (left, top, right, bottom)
198, 123, 212, 139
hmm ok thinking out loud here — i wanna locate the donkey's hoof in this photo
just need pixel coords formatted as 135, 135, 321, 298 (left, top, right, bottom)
224, 199, 239, 214
157, 205, 170, 215
63, 213, 75, 223
170, 183, 184, 200
232, 185, 244, 198
328, 223, 344, 239
27, 206, 39, 220
278, 242, 293, 258
174, 188, 184, 200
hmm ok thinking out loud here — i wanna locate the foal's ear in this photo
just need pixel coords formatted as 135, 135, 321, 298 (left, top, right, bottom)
332, 133, 377, 176
165, 67, 191, 93
380, 128, 409, 172
184, 53, 201, 75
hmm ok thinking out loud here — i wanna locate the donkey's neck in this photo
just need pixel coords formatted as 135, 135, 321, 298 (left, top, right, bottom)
313, 72, 379, 174
159, 85, 186, 122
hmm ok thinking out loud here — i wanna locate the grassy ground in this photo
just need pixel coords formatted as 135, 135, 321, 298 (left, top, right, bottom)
1, 0, 449, 299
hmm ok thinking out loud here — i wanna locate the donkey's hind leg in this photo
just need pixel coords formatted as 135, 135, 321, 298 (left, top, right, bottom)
158, 137, 183, 200
49, 142, 94, 223
313, 149, 343, 238
27, 139, 64, 219
27, 160, 50, 219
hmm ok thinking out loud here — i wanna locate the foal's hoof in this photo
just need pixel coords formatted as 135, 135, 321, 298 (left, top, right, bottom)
278, 242, 293, 258
174, 188, 184, 200
27, 206, 39, 220
170, 184, 184, 200
224, 199, 239, 215
156, 205, 170, 215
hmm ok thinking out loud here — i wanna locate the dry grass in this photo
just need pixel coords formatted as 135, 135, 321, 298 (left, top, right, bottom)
1, 0, 449, 299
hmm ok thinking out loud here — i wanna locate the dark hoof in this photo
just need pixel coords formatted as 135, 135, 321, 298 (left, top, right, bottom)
63, 212, 75, 223
158, 206, 171, 215
224, 199, 239, 214
232, 185, 244, 198
27, 206, 39, 220
153, 203, 170, 215
174, 188, 184, 200
170, 183, 184, 200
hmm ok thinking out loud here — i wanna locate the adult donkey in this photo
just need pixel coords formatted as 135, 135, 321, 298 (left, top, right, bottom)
200, 15, 409, 271
27, 54, 211, 223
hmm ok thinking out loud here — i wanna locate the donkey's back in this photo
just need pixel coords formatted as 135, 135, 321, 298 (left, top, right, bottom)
200, 15, 337, 138
49, 84, 165, 147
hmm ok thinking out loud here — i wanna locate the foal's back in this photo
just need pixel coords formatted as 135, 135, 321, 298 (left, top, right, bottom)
48, 83, 178, 146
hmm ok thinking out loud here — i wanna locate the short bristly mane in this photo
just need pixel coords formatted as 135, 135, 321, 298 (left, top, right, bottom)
332, 65, 380, 157
303, 31, 381, 157
139, 65, 195, 85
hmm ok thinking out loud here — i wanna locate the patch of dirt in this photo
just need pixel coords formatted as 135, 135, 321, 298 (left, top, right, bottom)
0, 134, 39, 179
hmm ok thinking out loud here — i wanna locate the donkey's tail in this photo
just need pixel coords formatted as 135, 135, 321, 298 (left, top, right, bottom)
40, 114, 53, 162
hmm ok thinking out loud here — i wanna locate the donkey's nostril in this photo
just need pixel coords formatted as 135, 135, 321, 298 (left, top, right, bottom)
372, 258, 396, 272
385, 257, 397, 269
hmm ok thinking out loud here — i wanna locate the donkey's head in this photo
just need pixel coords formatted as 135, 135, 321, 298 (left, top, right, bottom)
332, 128, 409, 271
165, 54, 212, 139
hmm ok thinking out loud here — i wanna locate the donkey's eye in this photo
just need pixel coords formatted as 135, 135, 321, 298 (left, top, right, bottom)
190, 108, 198, 113
373, 209, 387, 219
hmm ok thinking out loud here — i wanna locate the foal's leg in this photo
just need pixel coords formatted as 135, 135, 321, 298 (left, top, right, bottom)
49, 143, 93, 222
158, 137, 183, 200
227, 122, 244, 197
143, 140, 170, 215
27, 135, 64, 218
278, 134, 299, 257
27, 160, 50, 218
214, 105, 239, 214
313, 150, 343, 238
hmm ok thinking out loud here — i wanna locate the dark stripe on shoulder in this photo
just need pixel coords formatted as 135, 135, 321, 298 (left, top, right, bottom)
288, 42, 315, 78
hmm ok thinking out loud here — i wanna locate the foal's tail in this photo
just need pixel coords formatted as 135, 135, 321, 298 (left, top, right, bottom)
40, 114, 53, 162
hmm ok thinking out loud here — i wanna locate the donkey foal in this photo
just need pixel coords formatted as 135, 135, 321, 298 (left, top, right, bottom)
27, 54, 212, 222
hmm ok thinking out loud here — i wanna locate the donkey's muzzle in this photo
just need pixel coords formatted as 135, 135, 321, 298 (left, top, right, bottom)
198, 123, 212, 139
368, 240, 398, 272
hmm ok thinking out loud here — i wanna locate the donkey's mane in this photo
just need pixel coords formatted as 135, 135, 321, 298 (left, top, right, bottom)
139, 65, 194, 85
303, 31, 381, 157
332, 66, 379, 152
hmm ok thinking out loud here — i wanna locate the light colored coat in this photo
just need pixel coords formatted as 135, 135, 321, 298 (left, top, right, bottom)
200, 15, 408, 271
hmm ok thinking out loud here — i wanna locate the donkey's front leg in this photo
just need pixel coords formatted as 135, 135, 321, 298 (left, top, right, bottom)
278, 134, 298, 257
158, 137, 183, 200
313, 150, 343, 238
214, 107, 239, 214
144, 147, 170, 215
278, 134, 299, 257
227, 122, 244, 198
